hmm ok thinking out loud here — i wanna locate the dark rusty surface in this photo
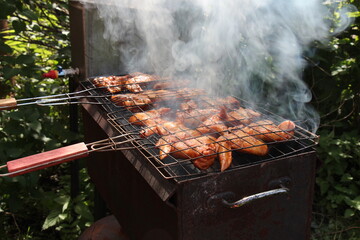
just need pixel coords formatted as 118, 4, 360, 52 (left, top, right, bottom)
177, 152, 316, 240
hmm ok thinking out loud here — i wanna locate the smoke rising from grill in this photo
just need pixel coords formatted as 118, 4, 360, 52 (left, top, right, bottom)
82, 0, 354, 132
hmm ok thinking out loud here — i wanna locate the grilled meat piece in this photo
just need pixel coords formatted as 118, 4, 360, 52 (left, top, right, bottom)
220, 130, 268, 156
110, 90, 175, 112
176, 108, 219, 128
196, 108, 228, 135
156, 135, 218, 170
153, 79, 191, 90
175, 88, 206, 100
140, 120, 186, 138
142, 89, 179, 102
129, 108, 171, 134
111, 92, 153, 111
93, 75, 129, 93
179, 100, 198, 111
200, 96, 241, 110
128, 109, 192, 138
215, 131, 268, 172
128, 108, 171, 126
215, 140, 232, 172
111, 88, 205, 111
93, 73, 163, 93
140, 120, 203, 139
226, 107, 261, 125
241, 120, 295, 142
278, 120, 296, 132
124, 73, 160, 92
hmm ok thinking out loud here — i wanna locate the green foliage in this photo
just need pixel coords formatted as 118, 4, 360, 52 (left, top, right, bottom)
310, 129, 360, 240
312, 213, 360, 240
0, 167, 94, 240
40, 169, 94, 239
305, 1, 360, 239
315, 130, 360, 212
0, 0, 94, 239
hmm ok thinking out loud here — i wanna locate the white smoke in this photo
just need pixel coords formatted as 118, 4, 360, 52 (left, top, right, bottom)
81, 0, 354, 132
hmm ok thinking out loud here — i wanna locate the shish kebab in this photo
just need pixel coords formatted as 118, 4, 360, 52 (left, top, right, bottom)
0, 72, 189, 110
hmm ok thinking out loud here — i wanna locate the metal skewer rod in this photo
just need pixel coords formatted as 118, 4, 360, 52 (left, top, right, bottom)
0, 132, 140, 177
0, 87, 115, 110
0, 77, 176, 110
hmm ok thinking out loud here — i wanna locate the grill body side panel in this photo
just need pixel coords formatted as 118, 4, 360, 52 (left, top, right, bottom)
178, 151, 317, 240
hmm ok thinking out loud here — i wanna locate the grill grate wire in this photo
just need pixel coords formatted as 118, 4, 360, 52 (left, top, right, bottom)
80, 76, 319, 182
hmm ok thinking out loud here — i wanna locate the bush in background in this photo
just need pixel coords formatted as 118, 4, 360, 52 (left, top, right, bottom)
0, 1, 93, 239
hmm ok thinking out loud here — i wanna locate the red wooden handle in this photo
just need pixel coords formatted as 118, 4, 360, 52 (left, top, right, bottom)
6, 142, 89, 176
0, 98, 17, 110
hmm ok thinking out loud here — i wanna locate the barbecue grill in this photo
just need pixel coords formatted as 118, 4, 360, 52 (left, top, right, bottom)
81, 91, 318, 240
71, 2, 317, 234
0, 1, 321, 239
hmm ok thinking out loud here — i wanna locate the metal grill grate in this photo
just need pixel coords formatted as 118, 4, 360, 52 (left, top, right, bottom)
80, 76, 319, 182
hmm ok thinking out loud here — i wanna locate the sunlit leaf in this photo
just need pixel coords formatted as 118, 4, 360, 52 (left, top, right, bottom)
344, 208, 355, 218
347, 11, 360, 18
54, 195, 70, 211
42, 209, 61, 230
27, 121, 42, 133
74, 202, 93, 221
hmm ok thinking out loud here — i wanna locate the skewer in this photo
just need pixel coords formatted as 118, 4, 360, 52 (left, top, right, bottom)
0, 86, 206, 110
0, 75, 180, 110
0, 87, 113, 110
0, 133, 140, 177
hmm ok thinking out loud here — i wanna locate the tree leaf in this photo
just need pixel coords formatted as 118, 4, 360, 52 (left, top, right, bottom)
22, 9, 38, 20
340, 173, 353, 182
0, 2, 16, 19
12, 20, 26, 33
344, 196, 360, 211
3, 67, 20, 79
0, 42, 13, 54
58, 213, 68, 221
16, 54, 35, 65
32, 24, 41, 32
54, 195, 71, 213
352, 196, 360, 211
42, 209, 61, 230
344, 208, 355, 218
27, 121, 42, 133
74, 203, 93, 221
5, 147, 25, 159
317, 180, 330, 195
